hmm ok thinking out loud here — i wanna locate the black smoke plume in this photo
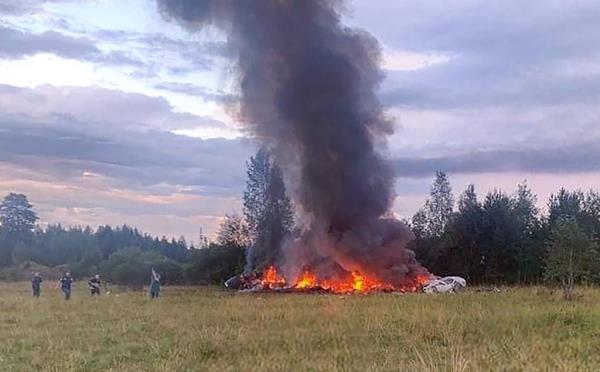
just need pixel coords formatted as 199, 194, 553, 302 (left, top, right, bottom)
158, 0, 427, 285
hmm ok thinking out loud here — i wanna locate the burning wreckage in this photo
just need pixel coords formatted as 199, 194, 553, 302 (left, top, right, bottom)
159, 0, 467, 295
225, 267, 466, 294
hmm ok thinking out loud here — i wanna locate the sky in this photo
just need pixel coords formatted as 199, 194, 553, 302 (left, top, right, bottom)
0, 0, 599, 243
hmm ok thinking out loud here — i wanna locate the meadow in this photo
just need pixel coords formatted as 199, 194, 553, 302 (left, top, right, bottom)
0, 283, 599, 371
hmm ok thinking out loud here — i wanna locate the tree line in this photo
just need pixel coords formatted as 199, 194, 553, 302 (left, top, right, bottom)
0, 195, 190, 285
0, 193, 245, 286
2, 151, 598, 294
0, 148, 293, 286
411, 171, 599, 296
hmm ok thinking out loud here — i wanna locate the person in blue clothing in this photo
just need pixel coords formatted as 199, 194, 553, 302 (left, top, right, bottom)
149, 268, 161, 299
31, 272, 42, 298
58, 272, 74, 300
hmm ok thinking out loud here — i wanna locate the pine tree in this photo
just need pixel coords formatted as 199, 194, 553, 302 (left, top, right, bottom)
513, 181, 543, 282
458, 184, 479, 214
412, 171, 454, 238
243, 148, 272, 243
242, 148, 294, 271
427, 171, 454, 235
451, 184, 484, 282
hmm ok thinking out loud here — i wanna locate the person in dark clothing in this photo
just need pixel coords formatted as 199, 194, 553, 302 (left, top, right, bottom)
88, 274, 101, 296
31, 272, 42, 298
149, 269, 161, 299
58, 272, 74, 300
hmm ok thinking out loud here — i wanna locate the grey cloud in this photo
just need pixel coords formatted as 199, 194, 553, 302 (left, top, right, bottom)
0, 25, 145, 67
382, 58, 600, 110
0, 85, 252, 196
96, 50, 146, 68
91, 30, 229, 73
0, 115, 252, 197
0, 26, 98, 59
153, 82, 237, 103
93, 30, 230, 56
0, 84, 229, 132
3, 7, 229, 76
394, 145, 600, 178
348, 0, 600, 110
343, 0, 600, 180
0, 160, 237, 240
353, 1, 600, 59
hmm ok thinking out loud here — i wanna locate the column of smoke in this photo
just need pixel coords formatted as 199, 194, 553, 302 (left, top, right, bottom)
158, 0, 428, 286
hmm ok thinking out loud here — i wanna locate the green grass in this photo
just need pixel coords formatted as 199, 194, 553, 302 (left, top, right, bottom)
1, 283, 599, 371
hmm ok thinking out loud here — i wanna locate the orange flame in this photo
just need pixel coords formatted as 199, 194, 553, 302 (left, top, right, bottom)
295, 269, 317, 289
261, 265, 286, 289
351, 271, 364, 291
257, 265, 429, 294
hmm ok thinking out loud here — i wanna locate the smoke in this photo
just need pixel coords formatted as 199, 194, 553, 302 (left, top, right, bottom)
158, 0, 427, 285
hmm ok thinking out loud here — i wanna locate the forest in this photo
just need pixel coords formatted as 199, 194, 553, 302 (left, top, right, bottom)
1, 150, 598, 290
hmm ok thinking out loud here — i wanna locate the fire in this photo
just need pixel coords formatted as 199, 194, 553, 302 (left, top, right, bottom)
256, 265, 429, 294
351, 271, 364, 291
261, 265, 286, 289
295, 269, 317, 289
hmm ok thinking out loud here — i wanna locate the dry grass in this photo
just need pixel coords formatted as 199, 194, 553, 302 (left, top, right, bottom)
0, 283, 599, 371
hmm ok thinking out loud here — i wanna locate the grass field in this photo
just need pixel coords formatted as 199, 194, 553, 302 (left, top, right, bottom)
1, 283, 599, 371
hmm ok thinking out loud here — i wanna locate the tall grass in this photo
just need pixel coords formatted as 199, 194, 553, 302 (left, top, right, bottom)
0, 283, 599, 371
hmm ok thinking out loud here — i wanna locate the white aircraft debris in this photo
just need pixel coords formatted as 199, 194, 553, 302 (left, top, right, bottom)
423, 276, 467, 293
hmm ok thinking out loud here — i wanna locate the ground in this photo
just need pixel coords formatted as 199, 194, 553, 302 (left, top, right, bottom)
0, 283, 599, 371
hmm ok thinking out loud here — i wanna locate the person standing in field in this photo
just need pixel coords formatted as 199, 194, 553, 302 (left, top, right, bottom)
88, 274, 101, 296
58, 272, 74, 300
31, 272, 42, 298
149, 268, 161, 299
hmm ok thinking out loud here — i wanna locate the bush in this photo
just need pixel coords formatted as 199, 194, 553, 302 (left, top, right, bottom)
185, 243, 246, 284
544, 219, 598, 299
99, 247, 184, 287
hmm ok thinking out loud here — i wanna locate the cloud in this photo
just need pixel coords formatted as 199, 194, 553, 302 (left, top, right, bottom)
0, 162, 240, 240
347, 0, 600, 110
90, 30, 228, 73
0, 0, 62, 15
0, 26, 98, 59
153, 81, 237, 103
0, 25, 146, 68
381, 59, 600, 110
382, 49, 451, 72
0, 84, 228, 132
0, 84, 253, 239
352, 1, 600, 57
0, 84, 253, 197
2, 0, 600, 238
393, 144, 600, 178
1, 1, 230, 78
0, 83, 255, 239
0, 118, 251, 195
342, 0, 600, 188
